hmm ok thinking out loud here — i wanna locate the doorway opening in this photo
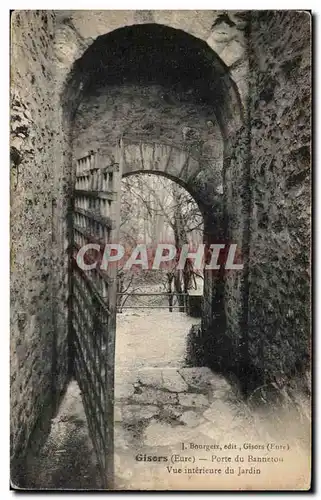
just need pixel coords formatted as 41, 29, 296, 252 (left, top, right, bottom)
61, 21, 244, 488
114, 173, 213, 490
117, 172, 204, 314
115, 172, 204, 371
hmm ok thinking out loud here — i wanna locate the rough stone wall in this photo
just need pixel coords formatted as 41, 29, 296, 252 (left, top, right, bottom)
72, 83, 224, 196
246, 11, 311, 385
10, 11, 70, 482
53, 9, 248, 103
219, 124, 250, 376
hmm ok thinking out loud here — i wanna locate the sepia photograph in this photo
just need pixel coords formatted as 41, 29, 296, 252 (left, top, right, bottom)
9, 8, 312, 491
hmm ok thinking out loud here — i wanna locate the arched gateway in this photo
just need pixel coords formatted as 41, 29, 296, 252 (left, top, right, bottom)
64, 23, 245, 487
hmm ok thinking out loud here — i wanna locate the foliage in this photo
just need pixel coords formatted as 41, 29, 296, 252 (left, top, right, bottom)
118, 173, 204, 311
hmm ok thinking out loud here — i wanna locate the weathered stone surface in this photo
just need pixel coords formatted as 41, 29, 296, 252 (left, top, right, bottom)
210, 376, 232, 391
178, 393, 208, 408
179, 367, 214, 392
202, 400, 240, 429
10, 12, 70, 483
162, 405, 183, 418
115, 466, 133, 482
246, 11, 311, 382
137, 369, 163, 388
179, 411, 203, 428
73, 85, 224, 191
115, 384, 135, 400
114, 405, 122, 422
196, 421, 221, 441
143, 421, 192, 447
114, 453, 133, 482
133, 388, 178, 406
114, 425, 132, 450
162, 370, 188, 393
121, 405, 159, 421
210, 376, 233, 400
219, 39, 245, 67
211, 388, 233, 401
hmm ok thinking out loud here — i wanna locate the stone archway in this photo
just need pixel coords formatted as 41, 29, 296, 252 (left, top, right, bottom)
63, 21, 246, 485
119, 134, 225, 332
121, 135, 219, 204
56, 18, 247, 379
65, 22, 246, 361
62, 19, 248, 367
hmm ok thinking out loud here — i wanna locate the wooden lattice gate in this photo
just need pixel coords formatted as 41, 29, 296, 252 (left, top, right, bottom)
69, 142, 123, 488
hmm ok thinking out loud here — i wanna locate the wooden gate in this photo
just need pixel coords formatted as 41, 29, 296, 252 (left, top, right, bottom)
69, 142, 123, 488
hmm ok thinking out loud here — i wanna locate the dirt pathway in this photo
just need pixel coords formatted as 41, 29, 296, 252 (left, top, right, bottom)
115, 310, 196, 371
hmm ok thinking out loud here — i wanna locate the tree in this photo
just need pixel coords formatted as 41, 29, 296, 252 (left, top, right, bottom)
118, 173, 203, 311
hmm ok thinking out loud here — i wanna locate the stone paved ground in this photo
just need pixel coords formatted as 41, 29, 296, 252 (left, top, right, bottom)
114, 364, 310, 490
114, 312, 310, 490
23, 310, 310, 490
114, 365, 258, 490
